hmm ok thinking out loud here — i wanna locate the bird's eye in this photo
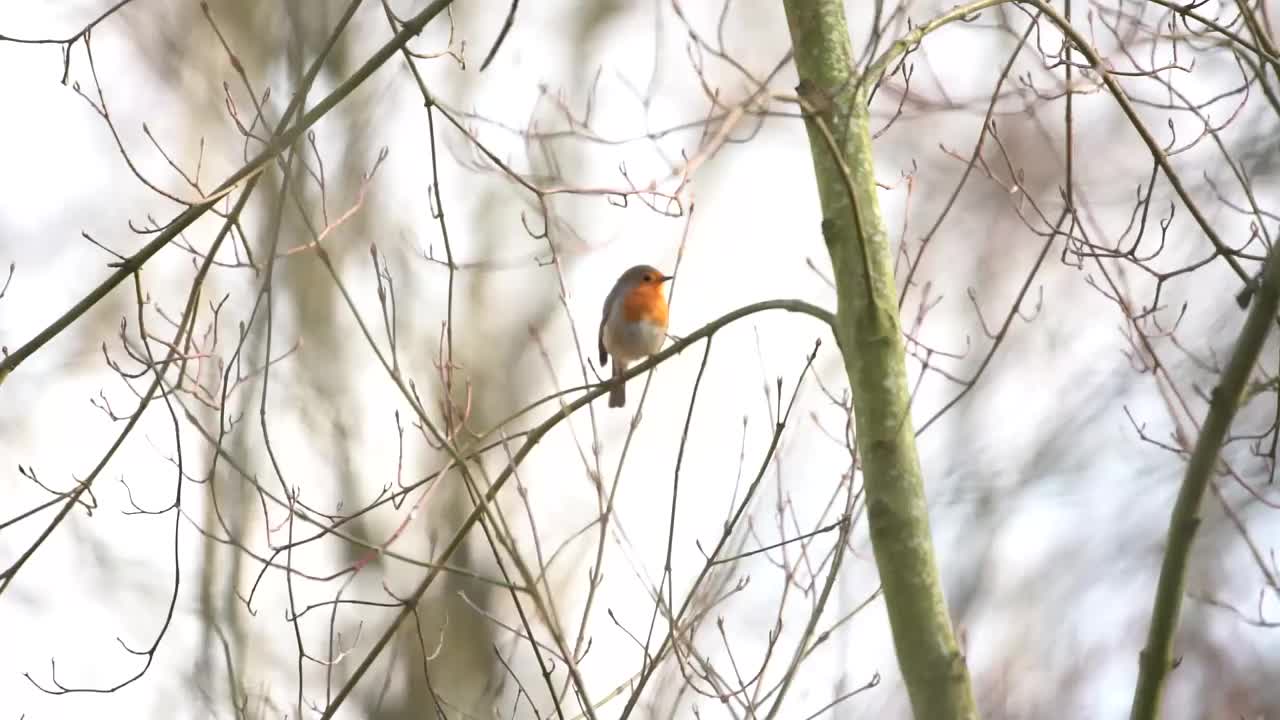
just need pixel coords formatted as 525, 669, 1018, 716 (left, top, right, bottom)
643, 274, 652, 282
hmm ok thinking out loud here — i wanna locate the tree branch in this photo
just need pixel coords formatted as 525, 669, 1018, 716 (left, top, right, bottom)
1129, 252, 1280, 718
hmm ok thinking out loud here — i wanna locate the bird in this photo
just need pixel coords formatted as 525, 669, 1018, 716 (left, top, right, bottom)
598, 264, 673, 408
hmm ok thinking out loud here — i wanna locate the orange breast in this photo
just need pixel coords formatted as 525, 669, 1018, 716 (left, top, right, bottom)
621, 285, 669, 327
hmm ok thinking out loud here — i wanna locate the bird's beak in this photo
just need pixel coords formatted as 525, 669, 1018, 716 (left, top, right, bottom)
660, 274, 674, 284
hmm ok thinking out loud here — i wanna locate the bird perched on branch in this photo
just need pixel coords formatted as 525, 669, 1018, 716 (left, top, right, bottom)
598, 264, 673, 408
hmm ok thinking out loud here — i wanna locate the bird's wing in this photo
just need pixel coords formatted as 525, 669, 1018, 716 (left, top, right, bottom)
597, 318, 608, 366
598, 282, 622, 366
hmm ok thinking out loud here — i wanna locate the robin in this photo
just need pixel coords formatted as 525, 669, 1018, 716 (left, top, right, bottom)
598, 264, 673, 408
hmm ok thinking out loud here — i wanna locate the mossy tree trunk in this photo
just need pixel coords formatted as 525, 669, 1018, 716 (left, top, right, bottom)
780, 2, 979, 717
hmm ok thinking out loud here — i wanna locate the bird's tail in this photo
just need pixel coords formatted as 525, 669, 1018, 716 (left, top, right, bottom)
609, 361, 626, 408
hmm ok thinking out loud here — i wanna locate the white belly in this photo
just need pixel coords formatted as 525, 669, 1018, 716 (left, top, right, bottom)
606, 316, 666, 363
